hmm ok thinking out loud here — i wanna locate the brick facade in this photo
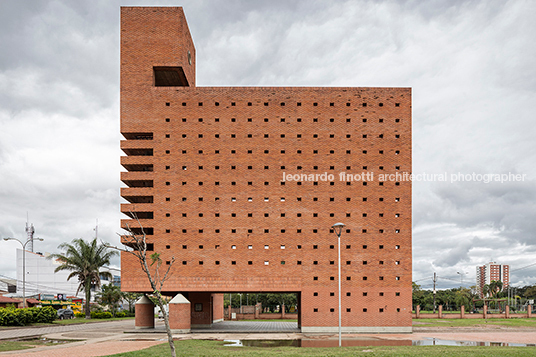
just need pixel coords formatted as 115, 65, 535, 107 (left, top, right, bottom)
121, 6, 412, 333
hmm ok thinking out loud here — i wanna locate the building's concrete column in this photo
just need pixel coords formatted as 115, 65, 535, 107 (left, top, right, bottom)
438, 305, 443, 319
169, 293, 191, 333
135, 295, 155, 329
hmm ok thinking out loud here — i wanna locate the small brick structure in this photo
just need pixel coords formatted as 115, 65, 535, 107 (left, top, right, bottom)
134, 295, 155, 329
169, 294, 191, 333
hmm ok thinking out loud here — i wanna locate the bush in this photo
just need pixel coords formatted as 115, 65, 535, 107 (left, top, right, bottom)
90, 311, 113, 319
0, 306, 56, 326
75, 312, 85, 318
115, 311, 126, 318
33, 306, 56, 323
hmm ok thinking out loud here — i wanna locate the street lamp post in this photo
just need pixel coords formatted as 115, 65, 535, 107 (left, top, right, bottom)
332, 222, 345, 348
3, 237, 44, 308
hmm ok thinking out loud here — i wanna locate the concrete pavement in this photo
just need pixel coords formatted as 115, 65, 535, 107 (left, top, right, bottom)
0, 320, 134, 340
0, 320, 165, 357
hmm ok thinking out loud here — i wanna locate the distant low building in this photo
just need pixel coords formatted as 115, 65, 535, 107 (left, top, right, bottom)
476, 262, 509, 298
0, 277, 17, 295
0, 295, 21, 308
15, 249, 119, 301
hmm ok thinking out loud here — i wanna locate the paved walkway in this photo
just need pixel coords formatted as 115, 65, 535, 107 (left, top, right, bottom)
0, 320, 165, 357
122, 320, 301, 334
0, 320, 133, 340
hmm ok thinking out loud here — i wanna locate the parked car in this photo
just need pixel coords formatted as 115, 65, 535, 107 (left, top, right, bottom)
57, 309, 75, 319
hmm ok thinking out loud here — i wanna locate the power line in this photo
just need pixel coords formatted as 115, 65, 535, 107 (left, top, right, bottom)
413, 277, 430, 282
511, 262, 536, 273
0, 273, 83, 296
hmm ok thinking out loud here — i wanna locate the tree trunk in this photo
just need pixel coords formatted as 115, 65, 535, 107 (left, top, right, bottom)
85, 280, 92, 319
155, 294, 176, 357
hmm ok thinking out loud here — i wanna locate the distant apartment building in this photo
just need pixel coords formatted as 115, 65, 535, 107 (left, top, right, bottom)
476, 262, 509, 298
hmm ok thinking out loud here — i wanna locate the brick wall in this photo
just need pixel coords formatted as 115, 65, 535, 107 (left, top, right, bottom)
212, 293, 224, 322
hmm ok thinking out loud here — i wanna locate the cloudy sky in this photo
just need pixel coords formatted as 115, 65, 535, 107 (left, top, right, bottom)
1, 0, 535, 292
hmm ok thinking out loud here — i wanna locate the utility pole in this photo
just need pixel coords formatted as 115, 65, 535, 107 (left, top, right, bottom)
433, 272, 437, 314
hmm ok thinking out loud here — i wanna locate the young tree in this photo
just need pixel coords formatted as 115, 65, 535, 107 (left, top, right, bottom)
97, 283, 123, 316
122, 292, 142, 313
48, 238, 117, 319
107, 218, 176, 357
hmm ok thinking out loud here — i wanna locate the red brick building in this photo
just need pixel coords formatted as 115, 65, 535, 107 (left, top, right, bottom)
120, 6, 412, 333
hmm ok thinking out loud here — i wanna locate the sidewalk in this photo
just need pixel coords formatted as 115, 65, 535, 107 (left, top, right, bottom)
0, 320, 133, 340
0, 320, 164, 357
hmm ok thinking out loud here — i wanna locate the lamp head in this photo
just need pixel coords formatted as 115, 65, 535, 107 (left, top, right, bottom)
332, 222, 345, 236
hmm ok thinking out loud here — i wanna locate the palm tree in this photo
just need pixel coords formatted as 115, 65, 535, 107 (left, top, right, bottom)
48, 238, 118, 318
483, 284, 491, 297
489, 280, 503, 298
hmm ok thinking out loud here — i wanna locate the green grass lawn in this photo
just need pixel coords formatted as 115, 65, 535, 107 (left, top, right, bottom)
0, 338, 76, 352
106, 339, 536, 357
414, 317, 536, 328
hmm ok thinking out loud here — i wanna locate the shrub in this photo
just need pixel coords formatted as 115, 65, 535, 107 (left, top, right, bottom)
90, 311, 113, 319
0, 306, 56, 326
75, 312, 85, 318
33, 306, 56, 323
115, 311, 126, 318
